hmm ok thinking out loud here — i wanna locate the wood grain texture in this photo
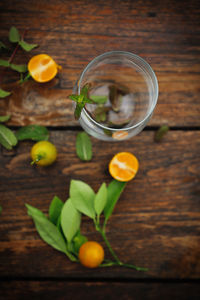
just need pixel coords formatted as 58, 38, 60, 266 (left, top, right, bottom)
0, 281, 200, 300
0, 130, 199, 279
0, 0, 200, 126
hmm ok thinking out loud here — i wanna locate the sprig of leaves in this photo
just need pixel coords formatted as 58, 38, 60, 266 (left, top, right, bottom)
0, 26, 38, 98
25, 179, 148, 271
9, 26, 38, 52
69, 85, 94, 120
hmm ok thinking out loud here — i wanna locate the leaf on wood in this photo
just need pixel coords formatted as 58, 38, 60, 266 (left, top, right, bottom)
9, 26, 20, 43
0, 115, 11, 123
0, 124, 17, 150
25, 203, 77, 261
0, 59, 10, 67
10, 63, 28, 73
48, 196, 64, 225
94, 182, 107, 216
61, 198, 81, 244
16, 125, 49, 141
70, 180, 96, 219
104, 180, 126, 225
76, 132, 92, 161
19, 40, 38, 52
0, 88, 11, 98
154, 125, 169, 142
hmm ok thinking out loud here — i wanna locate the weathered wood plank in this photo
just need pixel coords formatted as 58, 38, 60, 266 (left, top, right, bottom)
0, 130, 199, 279
0, 281, 200, 300
0, 0, 199, 126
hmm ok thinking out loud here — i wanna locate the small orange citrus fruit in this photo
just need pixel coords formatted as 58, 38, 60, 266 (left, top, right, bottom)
109, 152, 139, 182
28, 54, 60, 83
78, 241, 104, 268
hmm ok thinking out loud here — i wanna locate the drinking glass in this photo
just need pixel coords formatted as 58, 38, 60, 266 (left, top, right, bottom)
73, 51, 158, 141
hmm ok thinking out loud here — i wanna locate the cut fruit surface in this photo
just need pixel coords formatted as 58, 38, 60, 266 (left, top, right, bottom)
28, 54, 60, 83
109, 152, 139, 182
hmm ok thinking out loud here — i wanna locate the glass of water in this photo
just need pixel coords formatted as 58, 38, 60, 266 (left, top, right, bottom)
73, 51, 158, 141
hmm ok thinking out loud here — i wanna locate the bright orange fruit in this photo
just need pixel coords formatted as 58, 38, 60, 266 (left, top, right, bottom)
78, 241, 104, 268
28, 54, 60, 83
109, 152, 139, 182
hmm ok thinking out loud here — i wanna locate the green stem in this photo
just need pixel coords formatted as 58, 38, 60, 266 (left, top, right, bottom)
95, 222, 121, 265
19, 72, 31, 84
120, 263, 148, 272
95, 221, 148, 272
31, 154, 44, 165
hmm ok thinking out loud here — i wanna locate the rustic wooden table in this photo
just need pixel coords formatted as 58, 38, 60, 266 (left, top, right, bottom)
0, 0, 200, 299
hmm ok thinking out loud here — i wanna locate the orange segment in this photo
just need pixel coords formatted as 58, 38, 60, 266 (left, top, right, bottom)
28, 54, 60, 83
109, 152, 139, 182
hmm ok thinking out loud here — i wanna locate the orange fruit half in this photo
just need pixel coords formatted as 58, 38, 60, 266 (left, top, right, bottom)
109, 152, 139, 182
28, 54, 60, 83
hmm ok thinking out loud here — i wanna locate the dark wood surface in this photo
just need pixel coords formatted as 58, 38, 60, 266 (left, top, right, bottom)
0, 0, 200, 299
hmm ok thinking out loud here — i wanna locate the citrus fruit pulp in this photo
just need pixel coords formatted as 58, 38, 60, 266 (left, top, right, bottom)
109, 152, 139, 182
28, 54, 59, 83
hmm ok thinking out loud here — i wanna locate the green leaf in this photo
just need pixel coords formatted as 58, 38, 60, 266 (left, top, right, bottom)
76, 132, 92, 161
0, 59, 10, 67
94, 183, 107, 216
154, 125, 169, 142
49, 196, 64, 225
81, 84, 90, 97
0, 89, 11, 98
10, 63, 27, 73
0, 124, 17, 150
18, 40, 38, 52
25, 203, 45, 218
61, 198, 81, 244
0, 59, 27, 73
9, 26, 20, 43
16, 125, 49, 141
90, 95, 108, 104
70, 180, 96, 219
0, 41, 7, 50
74, 103, 84, 120
0, 115, 11, 123
26, 203, 76, 261
68, 94, 80, 102
72, 231, 88, 255
0, 206, 2, 215
104, 180, 126, 225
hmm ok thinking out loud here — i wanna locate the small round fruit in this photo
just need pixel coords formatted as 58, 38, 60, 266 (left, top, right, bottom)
109, 152, 139, 182
31, 141, 57, 166
28, 54, 60, 83
78, 241, 104, 268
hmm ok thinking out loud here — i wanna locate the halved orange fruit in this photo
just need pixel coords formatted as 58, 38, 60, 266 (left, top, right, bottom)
109, 152, 139, 182
28, 54, 60, 83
